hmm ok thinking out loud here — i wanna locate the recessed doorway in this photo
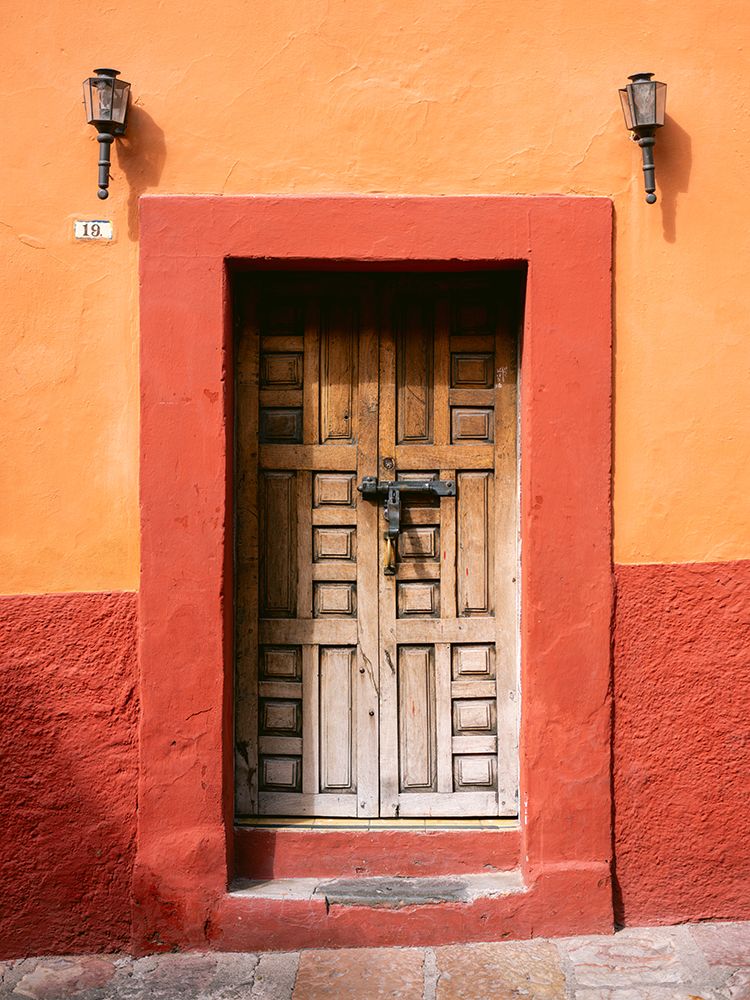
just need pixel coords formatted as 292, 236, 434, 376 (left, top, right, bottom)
234, 270, 523, 819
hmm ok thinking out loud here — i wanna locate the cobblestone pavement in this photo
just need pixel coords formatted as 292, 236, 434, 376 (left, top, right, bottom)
1, 922, 749, 999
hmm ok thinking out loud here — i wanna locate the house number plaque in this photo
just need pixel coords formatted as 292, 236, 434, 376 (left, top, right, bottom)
74, 219, 113, 240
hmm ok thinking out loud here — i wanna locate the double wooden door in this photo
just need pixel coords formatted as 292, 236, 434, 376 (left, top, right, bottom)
235, 273, 519, 818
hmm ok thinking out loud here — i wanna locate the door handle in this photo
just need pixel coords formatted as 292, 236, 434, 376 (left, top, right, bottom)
383, 536, 397, 575
358, 476, 457, 575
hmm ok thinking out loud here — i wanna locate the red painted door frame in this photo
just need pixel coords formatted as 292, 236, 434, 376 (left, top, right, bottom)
136, 196, 613, 950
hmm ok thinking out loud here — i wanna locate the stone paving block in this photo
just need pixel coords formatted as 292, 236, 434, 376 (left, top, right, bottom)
561, 931, 685, 988
574, 989, 718, 1000
252, 952, 300, 1000
205, 952, 259, 997
9, 956, 116, 999
434, 940, 565, 999
117, 952, 219, 998
718, 968, 750, 1000
0, 959, 38, 998
691, 925, 750, 968
423, 950, 438, 1000
293, 947, 423, 999
0, 962, 18, 997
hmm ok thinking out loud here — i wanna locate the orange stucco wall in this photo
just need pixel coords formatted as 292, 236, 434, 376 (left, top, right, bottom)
2, 0, 749, 593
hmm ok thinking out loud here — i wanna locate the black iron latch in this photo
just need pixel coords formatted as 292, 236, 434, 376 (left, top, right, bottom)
358, 476, 456, 574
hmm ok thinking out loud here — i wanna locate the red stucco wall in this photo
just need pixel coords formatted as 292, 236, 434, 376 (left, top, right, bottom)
614, 561, 750, 926
1, 563, 748, 957
0, 593, 138, 960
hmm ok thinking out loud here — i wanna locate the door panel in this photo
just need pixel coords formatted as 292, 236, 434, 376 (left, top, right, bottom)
397, 645, 437, 791
236, 273, 519, 819
236, 279, 380, 817
377, 278, 518, 818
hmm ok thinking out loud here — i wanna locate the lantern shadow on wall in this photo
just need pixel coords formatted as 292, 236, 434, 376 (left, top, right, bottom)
655, 115, 691, 244
116, 105, 166, 241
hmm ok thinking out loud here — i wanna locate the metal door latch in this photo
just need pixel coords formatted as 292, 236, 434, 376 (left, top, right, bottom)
358, 476, 456, 575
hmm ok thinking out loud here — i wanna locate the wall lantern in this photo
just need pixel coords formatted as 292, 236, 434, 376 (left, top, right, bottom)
619, 73, 667, 204
82, 68, 131, 200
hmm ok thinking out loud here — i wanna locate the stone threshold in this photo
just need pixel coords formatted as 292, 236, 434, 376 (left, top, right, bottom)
230, 871, 525, 907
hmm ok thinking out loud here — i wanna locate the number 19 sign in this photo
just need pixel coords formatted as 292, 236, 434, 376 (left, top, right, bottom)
74, 219, 113, 240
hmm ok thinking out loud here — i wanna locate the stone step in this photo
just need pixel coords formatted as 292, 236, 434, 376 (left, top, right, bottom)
231, 871, 525, 908
212, 867, 612, 950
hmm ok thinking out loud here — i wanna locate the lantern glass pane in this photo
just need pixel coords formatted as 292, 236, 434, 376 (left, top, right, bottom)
630, 80, 656, 127
619, 88, 634, 129
93, 77, 115, 122
83, 79, 94, 123
654, 81, 667, 126
111, 80, 130, 125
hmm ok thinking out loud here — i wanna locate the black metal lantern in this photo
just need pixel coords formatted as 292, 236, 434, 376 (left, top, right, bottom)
619, 73, 667, 204
83, 68, 131, 199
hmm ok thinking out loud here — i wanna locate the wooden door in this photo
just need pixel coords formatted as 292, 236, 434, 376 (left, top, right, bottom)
235, 273, 519, 819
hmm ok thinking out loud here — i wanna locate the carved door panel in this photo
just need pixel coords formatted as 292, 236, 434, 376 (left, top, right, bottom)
235, 277, 381, 817
235, 274, 518, 819
376, 277, 518, 817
